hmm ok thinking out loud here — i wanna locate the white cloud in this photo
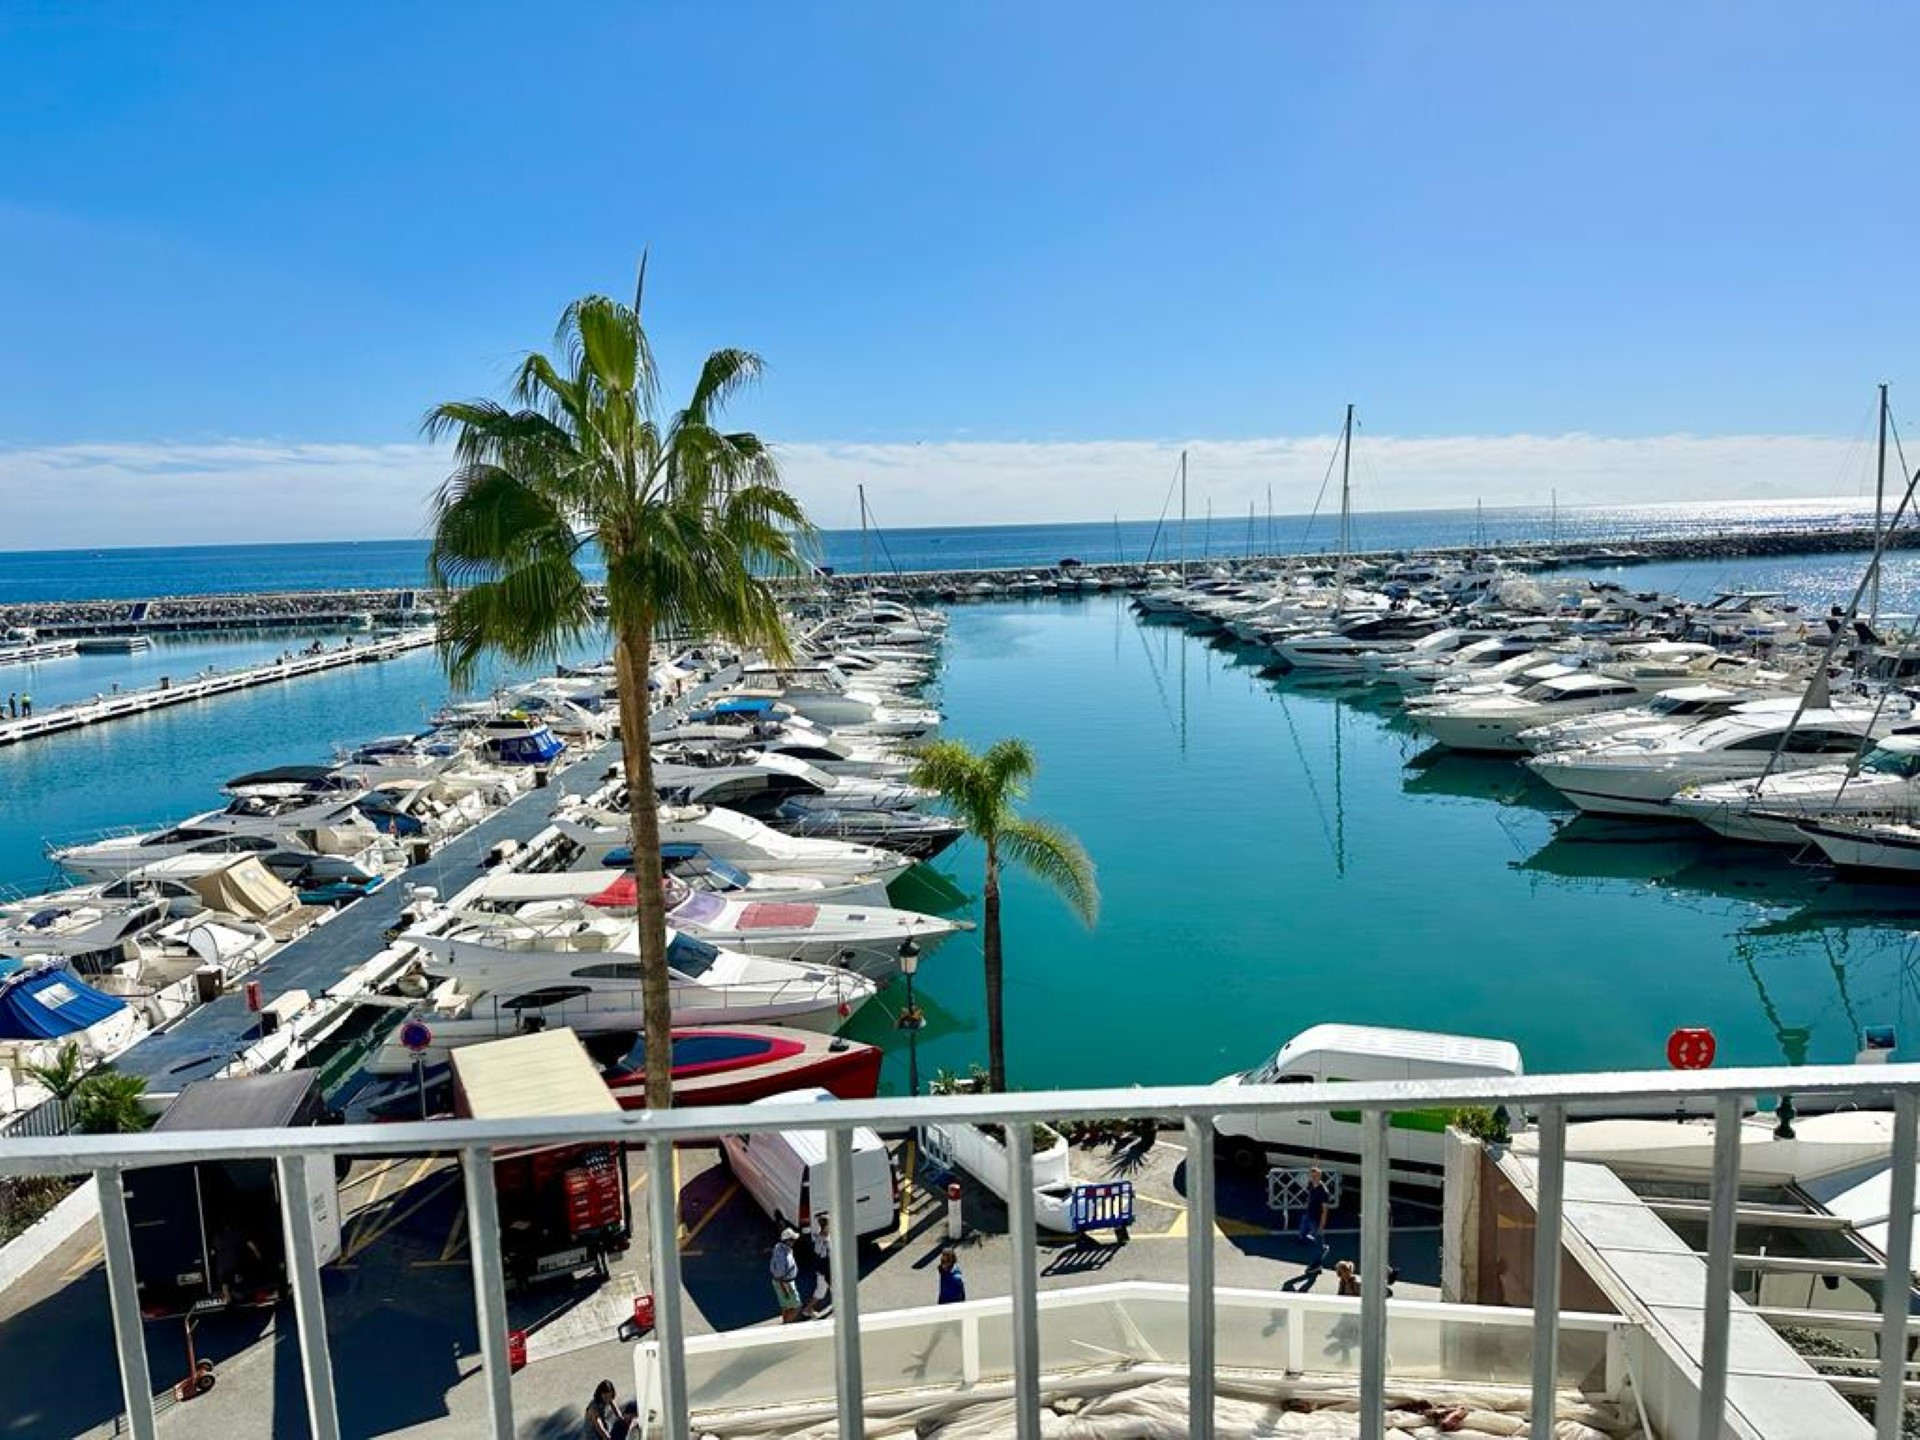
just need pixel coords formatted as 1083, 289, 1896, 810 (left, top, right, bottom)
0, 431, 1884, 549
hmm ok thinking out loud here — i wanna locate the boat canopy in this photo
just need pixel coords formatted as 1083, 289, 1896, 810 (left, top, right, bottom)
187, 857, 301, 922
0, 959, 126, 1040
709, 698, 778, 716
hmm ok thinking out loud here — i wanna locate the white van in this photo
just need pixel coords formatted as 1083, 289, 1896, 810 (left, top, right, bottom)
1211, 1024, 1523, 1183
719, 1088, 900, 1240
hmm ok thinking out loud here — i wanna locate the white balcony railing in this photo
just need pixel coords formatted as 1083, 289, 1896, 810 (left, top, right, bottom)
1, 1063, 1916, 1440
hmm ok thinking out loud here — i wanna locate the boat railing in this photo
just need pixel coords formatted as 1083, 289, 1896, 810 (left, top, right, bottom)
8, 1062, 1919, 1440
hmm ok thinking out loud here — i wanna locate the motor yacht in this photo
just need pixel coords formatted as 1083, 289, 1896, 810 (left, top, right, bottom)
1516, 685, 1792, 755
648, 750, 930, 815
554, 801, 918, 886
1670, 733, 1920, 843
51, 790, 385, 881
1524, 707, 1899, 817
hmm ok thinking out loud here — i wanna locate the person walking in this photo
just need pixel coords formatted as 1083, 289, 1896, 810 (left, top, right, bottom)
6, 693, 14, 718
770, 1227, 803, 1323
19, 694, 29, 717
936, 1247, 966, 1304
803, 1212, 832, 1317
1298, 1166, 1331, 1267
584, 1378, 625, 1439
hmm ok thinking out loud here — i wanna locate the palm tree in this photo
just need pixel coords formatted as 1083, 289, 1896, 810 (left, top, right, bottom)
23, 1042, 85, 1129
424, 277, 813, 1109
909, 738, 1098, 1092
71, 1070, 152, 1135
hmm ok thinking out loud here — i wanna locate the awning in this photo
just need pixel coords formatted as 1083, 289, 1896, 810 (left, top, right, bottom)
0, 960, 127, 1040
187, 857, 300, 922
589, 874, 639, 910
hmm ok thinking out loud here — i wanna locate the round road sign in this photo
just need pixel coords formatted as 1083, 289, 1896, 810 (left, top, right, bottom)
400, 1019, 434, 1053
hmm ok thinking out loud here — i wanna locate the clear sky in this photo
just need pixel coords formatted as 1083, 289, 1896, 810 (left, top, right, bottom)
3, 2, 1916, 544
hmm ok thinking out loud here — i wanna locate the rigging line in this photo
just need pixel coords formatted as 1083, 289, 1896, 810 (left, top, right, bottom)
1131, 612, 1182, 742
1298, 428, 1347, 553
854, 493, 933, 630
1273, 684, 1340, 865
1139, 455, 1183, 568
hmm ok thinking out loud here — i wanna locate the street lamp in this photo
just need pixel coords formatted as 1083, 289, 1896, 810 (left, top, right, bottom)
896, 939, 925, 1096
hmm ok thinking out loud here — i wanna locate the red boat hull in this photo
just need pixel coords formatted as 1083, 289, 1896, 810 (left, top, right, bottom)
605, 1025, 883, 1109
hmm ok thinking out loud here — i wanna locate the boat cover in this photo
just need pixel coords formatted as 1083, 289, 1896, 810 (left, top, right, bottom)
588, 873, 642, 910
187, 857, 300, 922
709, 698, 777, 716
737, 901, 820, 929
0, 960, 126, 1040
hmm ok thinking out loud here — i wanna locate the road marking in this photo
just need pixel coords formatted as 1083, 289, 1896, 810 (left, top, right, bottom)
1155, 1212, 1277, 1241
678, 1181, 739, 1249
343, 1174, 458, 1261
892, 1137, 918, 1246
439, 1208, 468, 1262
63, 1240, 103, 1279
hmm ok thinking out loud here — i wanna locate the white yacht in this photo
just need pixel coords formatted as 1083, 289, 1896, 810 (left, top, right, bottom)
648, 750, 931, 815
1669, 733, 1920, 843
1800, 816, 1920, 875
442, 873, 962, 977
728, 664, 940, 736
554, 801, 918, 886
1516, 685, 1790, 755
1411, 672, 1651, 753
369, 931, 877, 1072
1524, 708, 1895, 817
51, 791, 384, 881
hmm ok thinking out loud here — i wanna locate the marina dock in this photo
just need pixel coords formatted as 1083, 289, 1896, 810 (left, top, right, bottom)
0, 627, 437, 749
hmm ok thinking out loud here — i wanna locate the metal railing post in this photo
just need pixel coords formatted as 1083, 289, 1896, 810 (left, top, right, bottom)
276, 1154, 342, 1440
1360, 1111, 1390, 1440
95, 1168, 158, 1440
459, 1145, 515, 1439
1696, 1096, 1744, 1440
1529, 1105, 1567, 1435
1877, 1090, 1919, 1439
1007, 1122, 1041, 1440
1184, 1115, 1217, 1440
648, 1139, 690, 1440
827, 1128, 865, 1440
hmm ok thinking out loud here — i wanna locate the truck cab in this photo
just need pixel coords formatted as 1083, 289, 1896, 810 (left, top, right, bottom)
1211, 1024, 1523, 1183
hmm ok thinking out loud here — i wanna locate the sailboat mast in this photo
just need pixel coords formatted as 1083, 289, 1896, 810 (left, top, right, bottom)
1335, 404, 1353, 612
1179, 451, 1189, 581
1551, 488, 1558, 547
858, 483, 871, 587
1872, 382, 1889, 627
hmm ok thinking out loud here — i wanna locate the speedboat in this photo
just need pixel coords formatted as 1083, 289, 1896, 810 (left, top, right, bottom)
649, 751, 931, 815
768, 800, 964, 860
555, 802, 918, 886
1516, 685, 1788, 755
1524, 707, 1898, 817
1670, 733, 1920, 844
480, 847, 892, 908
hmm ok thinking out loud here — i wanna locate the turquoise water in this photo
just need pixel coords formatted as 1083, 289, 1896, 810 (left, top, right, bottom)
853, 590, 1920, 1091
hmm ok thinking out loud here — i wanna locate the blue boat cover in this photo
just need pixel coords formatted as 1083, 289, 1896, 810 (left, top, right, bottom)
709, 698, 776, 716
0, 960, 127, 1040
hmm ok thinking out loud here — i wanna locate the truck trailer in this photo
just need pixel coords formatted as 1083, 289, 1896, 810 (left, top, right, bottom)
124, 1070, 341, 1318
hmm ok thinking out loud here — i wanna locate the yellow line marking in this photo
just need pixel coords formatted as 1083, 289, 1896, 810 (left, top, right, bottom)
343, 1174, 457, 1261
63, 1241, 103, 1279
892, 1138, 917, 1245
1129, 1191, 1188, 1213
678, 1181, 738, 1249
627, 1163, 648, 1199
439, 1209, 468, 1262
1144, 1213, 1277, 1241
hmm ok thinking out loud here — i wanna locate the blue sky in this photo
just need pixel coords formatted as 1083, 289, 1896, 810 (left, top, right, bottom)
3, 3, 1916, 543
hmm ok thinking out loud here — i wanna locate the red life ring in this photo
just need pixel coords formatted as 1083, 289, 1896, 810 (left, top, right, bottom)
1667, 1027, 1717, 1070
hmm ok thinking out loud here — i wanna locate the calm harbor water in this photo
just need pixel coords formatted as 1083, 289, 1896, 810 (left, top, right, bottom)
3, 546, 1918, 1091
850, 585, 1920, 1090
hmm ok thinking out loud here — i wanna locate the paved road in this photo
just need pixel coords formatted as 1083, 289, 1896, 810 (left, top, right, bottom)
0, 1133, 1441, 1440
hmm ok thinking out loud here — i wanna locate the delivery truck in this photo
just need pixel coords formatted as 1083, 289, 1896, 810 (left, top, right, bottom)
125, 1070, 341, 1318
450, 1029, 632, 1290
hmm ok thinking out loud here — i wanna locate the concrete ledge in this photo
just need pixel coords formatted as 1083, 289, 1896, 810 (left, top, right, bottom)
0, 1177, 99, 1295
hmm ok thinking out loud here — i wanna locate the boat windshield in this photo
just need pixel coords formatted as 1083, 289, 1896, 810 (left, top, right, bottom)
666, 931, 723, 978
1862, 747, 1920, 779
673, 889, 727, 925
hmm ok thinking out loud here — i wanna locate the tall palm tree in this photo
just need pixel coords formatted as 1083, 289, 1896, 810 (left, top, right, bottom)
425, 278, 813, 1109
909, 738, 1098, 1092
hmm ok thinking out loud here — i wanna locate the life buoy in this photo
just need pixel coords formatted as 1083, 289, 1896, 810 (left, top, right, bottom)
1667, 1027, 1717, 1070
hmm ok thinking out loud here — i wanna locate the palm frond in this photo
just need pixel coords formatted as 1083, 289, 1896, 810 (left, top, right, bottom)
435, 550, 595, 690
909, 740, 998, 836
999, 816, 1100, 926
982, 738, 1036, 803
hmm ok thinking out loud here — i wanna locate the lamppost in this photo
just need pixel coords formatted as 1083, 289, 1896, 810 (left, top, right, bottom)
897, 939, 925, 1096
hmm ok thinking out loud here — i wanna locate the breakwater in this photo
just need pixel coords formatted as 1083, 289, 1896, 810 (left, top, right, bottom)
0, 628, 437, 749
0, 587, 425, 637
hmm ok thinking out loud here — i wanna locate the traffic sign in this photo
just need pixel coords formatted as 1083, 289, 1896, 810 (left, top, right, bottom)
400, 1019, 434, 1053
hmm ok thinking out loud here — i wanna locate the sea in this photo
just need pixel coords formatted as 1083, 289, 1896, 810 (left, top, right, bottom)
4, 507, 1920, 1090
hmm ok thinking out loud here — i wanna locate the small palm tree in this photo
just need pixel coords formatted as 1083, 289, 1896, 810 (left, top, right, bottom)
71, 1071, 152, 1135
425, 274, 813, 1108
23, 1042, 84, 1102
910, 738, 1098, 1092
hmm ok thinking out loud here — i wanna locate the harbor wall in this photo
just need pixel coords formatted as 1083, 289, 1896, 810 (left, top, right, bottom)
1, 521, 1911, 634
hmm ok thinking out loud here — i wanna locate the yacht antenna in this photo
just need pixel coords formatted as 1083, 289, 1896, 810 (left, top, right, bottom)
858, 484, 871, 590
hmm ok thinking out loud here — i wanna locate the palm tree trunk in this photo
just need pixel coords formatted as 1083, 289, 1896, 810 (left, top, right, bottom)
983, 840, 1006, 1093
615, 618, 677, 1111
